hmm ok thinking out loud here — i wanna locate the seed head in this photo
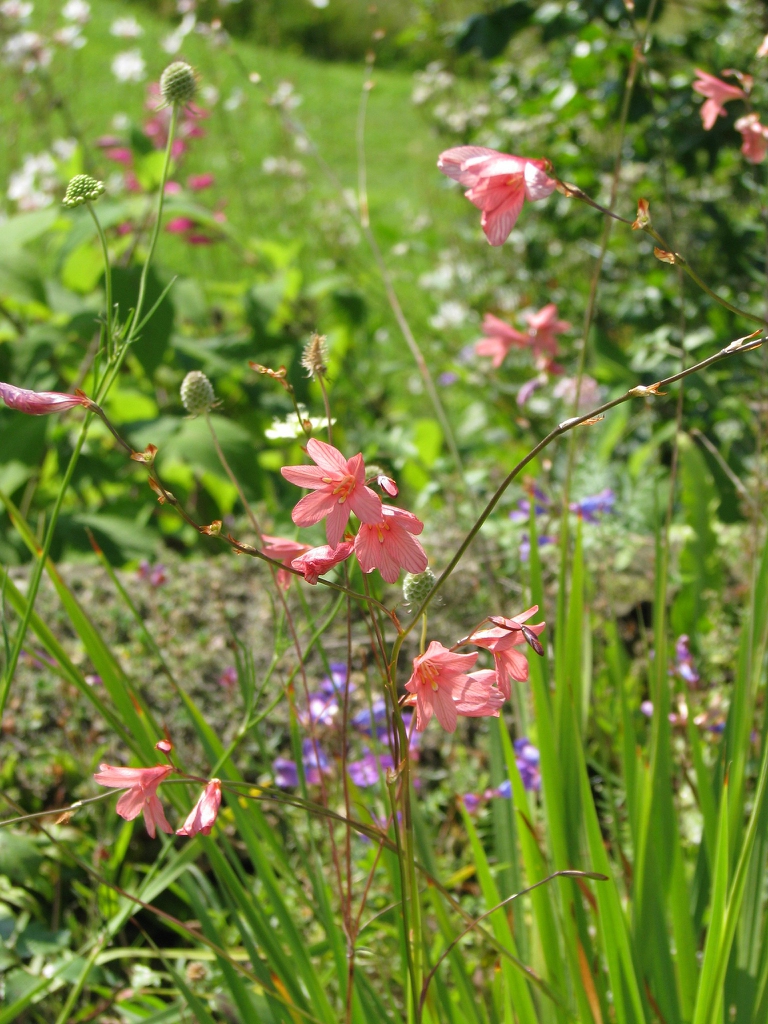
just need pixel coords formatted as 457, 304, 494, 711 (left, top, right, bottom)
180, 370, 215, 416
63, 174, 105, 208
160, 61, 197, 106
403, 568, 436, 608
301, 332, 329, 379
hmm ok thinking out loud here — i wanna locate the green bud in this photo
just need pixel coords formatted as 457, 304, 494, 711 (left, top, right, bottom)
403, 568, 436, 607
63, 174, 105, 208
160, 61, 197, 106
180, 371, 215, 416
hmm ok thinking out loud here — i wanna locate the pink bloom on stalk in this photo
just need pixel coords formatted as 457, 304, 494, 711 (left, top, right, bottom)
354, 504, 428, 583
453, 669, 505, 717
735, 114, 768, 164
291, 541, 354, 584
166, 216, 196, 234
475, 305, 569, 368
281, 438, 382, 548
0, 382, 91, 416
404, 642, 478, 733
176, 779, 222, 837
437, 145, 556, 246
692, 69, 745, 130
188, 173, 215, 190
261, 534, 312, 589
468, 606, 546, 699
93, 763, 173, 838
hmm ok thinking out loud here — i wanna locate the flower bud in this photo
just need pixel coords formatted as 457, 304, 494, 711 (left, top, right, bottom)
160, 61, 197, 106
180, 370, 215, 415
63, 174, 105, 208
403, 568, 436, 607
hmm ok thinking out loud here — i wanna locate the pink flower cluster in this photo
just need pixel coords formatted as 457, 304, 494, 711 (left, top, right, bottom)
692, 69, 767, 164
404, 606, 545, 732
94, 764, 222, 839
475, 304, 569, 370
272, 439, 428, 586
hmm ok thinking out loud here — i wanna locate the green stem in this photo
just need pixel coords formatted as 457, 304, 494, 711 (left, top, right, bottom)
87, 201, 113, 357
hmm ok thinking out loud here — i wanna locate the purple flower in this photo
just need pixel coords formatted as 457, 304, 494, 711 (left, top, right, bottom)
137, 560, 167, 586
348, 750, 394, 787
509, 489, 549, 524
302, 739, 330, 784
569, 488, 615, 523
519, 532, 555, 563
273, 757, 299, 789
319, 661, 349, 696
640, 700, 653, 717
300, 691, 339, 727
438, 370, 459, 386
674, 634, 700, 686
517, 374, 546, 407
352, 699, 388, 735
514, 738, 541, 791
461, 793, 481, 813
495, 779, 512, 799
218, 666, 237, 689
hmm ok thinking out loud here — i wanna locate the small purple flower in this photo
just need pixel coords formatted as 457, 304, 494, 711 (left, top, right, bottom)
273, 757, 299, 789
438, 370, 459, 386
509, 490, 549, 524
137, 560, 167, 586
517, 374, 546, 407
218, 666, 237, 689
461, 793, 481, 813
519, 532, 555, 562
569, 488, 615, 523
300, 691, 339, 727
495, 779, 512, 799
352, 699, 388, 735
640, 700, 653, 717
708, 721, 726, 734
348, 750, 394, 787
674, 635, 700, 686
302, 739, 330, 784
85, 673, 102, 687
514, 738, 541, 791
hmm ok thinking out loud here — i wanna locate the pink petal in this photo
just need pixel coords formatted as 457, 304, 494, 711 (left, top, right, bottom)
480, 187, 526, 246
523, 161, 556, 201
115, 788, 145, 821
385, 528, 428, 577
143, 792, 173, 839
349, 484, 383, 526
415, 689, 433, 731
325, 500, 351, 548
432, 684, 458, 733
280, 464, 329, 489
306, 437, 349, 474
291, 488, 336, 528
437, 145, 500, 186
383, 504, 424, 535
481, 313, 529, 344
354, 525, 380, 575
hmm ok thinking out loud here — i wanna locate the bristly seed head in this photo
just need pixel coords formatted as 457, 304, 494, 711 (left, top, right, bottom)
180, 370, 215, 416
63, 174, 105, 208
301, 332, 329, 380
160, 61, 197, 106
403, 568, 436, 608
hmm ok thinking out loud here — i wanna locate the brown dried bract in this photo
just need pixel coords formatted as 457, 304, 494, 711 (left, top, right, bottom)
631, 198, 650, 230
654, 247, 677, 264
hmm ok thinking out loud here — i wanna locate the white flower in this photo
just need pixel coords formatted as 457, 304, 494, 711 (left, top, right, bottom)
54, 24, 85, 48
309, 0, 329, 7
269, 80, 302, 111
7, 151, 58, 211
62, 0, 89, 23
200, 84, 219, 106
110, 16, 143, 39
51, 137, 76, 160
223, 87, 244, 111
3, 30, 51, 71
111, 48, 145, 83
162, 11, 195, 53
265, 407, 332, 441
0, 1, 33, 22
261, 156, 305, 178
429, 300, 469, 330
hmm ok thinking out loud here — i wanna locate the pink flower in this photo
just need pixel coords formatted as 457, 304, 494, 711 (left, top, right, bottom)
692, 69, 745, 130
166, 216, 196, 234
376, 474, 398, 497
438, 145, 556, 246
453, 669, 505, 717
735, 113, 768, 164
468, 606, 546, 699
105, 146, 133, 166
261, 534, 312, 589
0, 382, 92, 415
404, 641, 478, 732
291, 541, 354, 584
476, 304, 569, 368
281, 438, 382, 547
475, 313, 529, 368
188, 173, 215, 190
93, 763, 173, 838
164, 180, 182, 195
354, 504, 428, 583
176, 779, 222, 837
759, 33, 768, 58
525, 304, 570, 358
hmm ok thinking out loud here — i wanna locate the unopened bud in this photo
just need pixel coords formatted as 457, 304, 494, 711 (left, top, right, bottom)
403, 568, 436, 607
180, 370, 215, 415
160, 61, 197, 106
63, 174, 105, 207
364, 463, 398, 495
631, 198, 651, 230
301, 332, 329, 379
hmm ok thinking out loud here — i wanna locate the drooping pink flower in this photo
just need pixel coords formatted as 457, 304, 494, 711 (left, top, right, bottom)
93, 763, 173, 838
404, 642, 478, 732
438, 146, 556, 246
0, 382, 92, 415
176, 779, 222, 837
453, 669, 505, 717
467, 607, 546, 699
692, 69, 745, 130
735, 113, 768, 164
261, 534, 311, 589
354, 505, 428, 584
292, 541, 354, 584
188, 173, 215, 191
281, 439, 382, 547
